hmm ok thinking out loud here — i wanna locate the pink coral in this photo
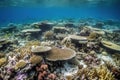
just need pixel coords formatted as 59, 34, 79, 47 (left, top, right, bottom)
40, 64, 48, 70
48, 73, 56, 80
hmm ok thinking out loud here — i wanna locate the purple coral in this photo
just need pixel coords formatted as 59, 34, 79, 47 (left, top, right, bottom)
15, 73, 27, 80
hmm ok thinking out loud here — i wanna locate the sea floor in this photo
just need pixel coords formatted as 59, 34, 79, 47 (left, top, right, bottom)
0, 18, 120, 80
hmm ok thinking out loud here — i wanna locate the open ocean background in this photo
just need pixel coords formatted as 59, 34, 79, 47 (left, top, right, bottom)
0, 0, 120, 26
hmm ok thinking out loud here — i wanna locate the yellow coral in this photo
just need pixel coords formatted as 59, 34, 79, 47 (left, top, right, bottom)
15, 60, 27, 70
97, 65, 114, 80
18, 46, 31, 59
25, 40, 41, 47
30, 55, 43, 65
101, 40, 120, 51
76, 65, 115, 80
15, 41, 41, 59
0, 58, 7, 67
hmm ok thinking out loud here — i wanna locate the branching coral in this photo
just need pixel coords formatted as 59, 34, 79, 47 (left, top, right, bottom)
97, 65, 115, 80
104, 61, 120, 79
17, 41, 41, 59
17, 46, 31, 59
75, 65, 115, 80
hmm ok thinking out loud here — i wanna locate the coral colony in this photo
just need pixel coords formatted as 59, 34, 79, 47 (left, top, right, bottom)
0, 19, 120, 80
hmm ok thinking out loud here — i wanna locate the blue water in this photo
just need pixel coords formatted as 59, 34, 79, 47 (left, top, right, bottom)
0, 3, 120, 26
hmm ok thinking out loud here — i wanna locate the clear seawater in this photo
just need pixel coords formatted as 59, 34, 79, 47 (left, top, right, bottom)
0, 0, 120, 26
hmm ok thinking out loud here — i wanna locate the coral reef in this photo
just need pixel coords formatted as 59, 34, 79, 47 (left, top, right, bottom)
46, 47, 76, 61
0, 58, 7, 67
43, 31, 54, 40
14, 60, 27, 70
30, 55, 43, 65
75, 65, 115, 80
53, 27, 69, 34
101, 40, 120, 52
0, 19, 120, 80
36, 63, 56, 80
31, 46, 52, 54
